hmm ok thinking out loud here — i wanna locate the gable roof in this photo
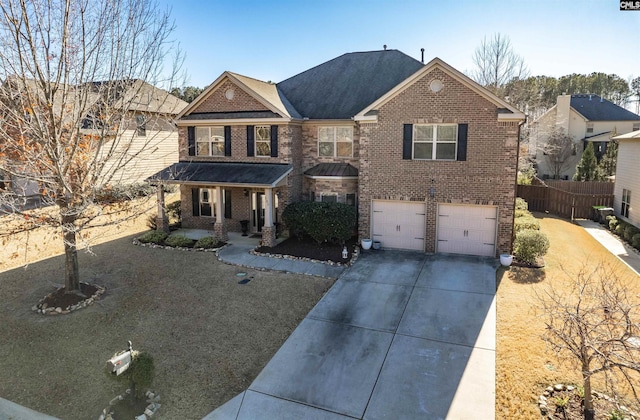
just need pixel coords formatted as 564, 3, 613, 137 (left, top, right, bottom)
356, 57, 525, 122
570, 94, 640, 121
612, 129, 640, 141
178, 72, 301, 120
277, 50, 424, 120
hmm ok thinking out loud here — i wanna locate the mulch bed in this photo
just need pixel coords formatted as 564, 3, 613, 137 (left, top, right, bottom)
40, 282, 100, 309
256, 236, 358, 264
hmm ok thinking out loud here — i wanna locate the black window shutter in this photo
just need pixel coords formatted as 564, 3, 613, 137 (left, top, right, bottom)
457, 123, 468, 161
270, 125, 278, 157
224, 126, 232, 156
246, 125, 254, 157
224, 189, 232, 219
402, 124, 413, 160
192, 188, 199, 216
188, 126, 195, 156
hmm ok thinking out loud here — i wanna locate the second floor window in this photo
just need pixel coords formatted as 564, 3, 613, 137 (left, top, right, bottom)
196, 127, 225, 156
413, 124, 457, 160
255, 126, 271, 157
136, 115, 146, 137
318, 127, 353, 158
586, 122, 594, 134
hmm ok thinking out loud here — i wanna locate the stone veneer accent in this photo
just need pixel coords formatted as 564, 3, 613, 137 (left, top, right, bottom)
261, 226, 276, 247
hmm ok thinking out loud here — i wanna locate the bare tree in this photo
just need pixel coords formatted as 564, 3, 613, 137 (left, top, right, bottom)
538, 264, 640, 420
0, 0, 183, 294
471, 33, 529, 97
543, 128, 575, 179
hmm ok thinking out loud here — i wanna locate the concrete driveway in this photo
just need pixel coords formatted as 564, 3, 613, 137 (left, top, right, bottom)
205, 251, 497, 419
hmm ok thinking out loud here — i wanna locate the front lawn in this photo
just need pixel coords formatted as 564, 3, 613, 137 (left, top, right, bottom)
0, 233, 333, 419
496, 213, 640, 418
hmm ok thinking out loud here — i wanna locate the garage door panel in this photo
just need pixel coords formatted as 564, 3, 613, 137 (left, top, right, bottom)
372, 200, 425, 251
437, 204, 497, 257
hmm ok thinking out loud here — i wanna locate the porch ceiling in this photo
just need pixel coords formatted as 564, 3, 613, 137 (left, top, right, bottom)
147, 162, 292, 188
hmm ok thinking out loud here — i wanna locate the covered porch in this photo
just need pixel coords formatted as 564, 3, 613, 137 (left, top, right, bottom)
148, 162, 292, 247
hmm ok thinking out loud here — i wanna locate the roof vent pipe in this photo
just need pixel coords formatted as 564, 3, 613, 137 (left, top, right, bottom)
421, 48, 425, 64
589, 94, 592, 101
600, 96, 604, 103
383, 44, 387, 50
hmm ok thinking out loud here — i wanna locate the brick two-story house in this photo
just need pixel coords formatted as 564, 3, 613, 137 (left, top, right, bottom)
150, 50, 524, 257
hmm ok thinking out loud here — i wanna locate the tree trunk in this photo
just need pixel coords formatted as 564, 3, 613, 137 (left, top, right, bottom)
62, 211, 80, 293
583, 368, 595, 420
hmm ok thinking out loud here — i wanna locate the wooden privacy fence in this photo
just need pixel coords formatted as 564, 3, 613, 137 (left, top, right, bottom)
518, 181, 614, 220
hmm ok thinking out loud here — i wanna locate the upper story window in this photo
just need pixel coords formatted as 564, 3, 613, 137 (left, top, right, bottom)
196, 126, 225, 156
622, 188, 631, 218
413, 124, 457, 160
255, 126, 271, 157
586, 122, 594, 134
318, 127, 353, 158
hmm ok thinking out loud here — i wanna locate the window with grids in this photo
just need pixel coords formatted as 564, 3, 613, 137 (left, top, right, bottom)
586, 122, 594, 134
255, 126, 271, 157
413, 124, 457, 160
198, 188, 216, 217
196, 127, 225, 156
622, 188, 631, 218
318, 127, 353, 157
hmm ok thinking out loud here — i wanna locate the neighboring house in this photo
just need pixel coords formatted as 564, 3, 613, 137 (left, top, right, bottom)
0, 78, 186, 207
150, 49, 524, 257
530, 94, 640, 179
611, 130, 640, 228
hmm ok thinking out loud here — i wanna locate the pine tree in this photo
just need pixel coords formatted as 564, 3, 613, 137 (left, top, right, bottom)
573, 142, 602, 181
598, 140, 618, 178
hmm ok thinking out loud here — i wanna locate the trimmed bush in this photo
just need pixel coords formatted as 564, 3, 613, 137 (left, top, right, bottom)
514, 216, 540, 233
166, 200, 181, 222
515, 197, 528, 211
194, 236, 221, 249
632, 233, 640, 250
608, 217, 619, 232
282, 201, 357, 245
514, 209, 529, 218
146, 214, 158, 230
514, 229, 550, 265
138, 230, 168, 244
623, 224, 640, 243
164, 235, 194, 248
615, 221, 627, 236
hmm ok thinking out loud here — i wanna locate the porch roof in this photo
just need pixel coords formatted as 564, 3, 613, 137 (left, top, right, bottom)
304, 163, 358, 178
147, 162, 292, 188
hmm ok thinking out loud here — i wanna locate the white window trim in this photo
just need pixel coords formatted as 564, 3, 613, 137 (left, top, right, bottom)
255, 125, 271, 157
586, 122, 594, 134
196, 127, 225, 156
198, 188, 217, 218
320, 193, 338, 203
318, 126, 354, 158
413, 124, 458, 160
622, 188, 631, 218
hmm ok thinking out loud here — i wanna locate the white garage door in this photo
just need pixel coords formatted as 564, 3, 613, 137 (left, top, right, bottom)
371, 200, 425, 251
437, 204, 497, 257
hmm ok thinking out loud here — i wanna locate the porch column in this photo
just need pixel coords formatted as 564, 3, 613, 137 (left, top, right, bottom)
262, 188, 276, 247
213, 186, 228, 241
156, 184, 169, 233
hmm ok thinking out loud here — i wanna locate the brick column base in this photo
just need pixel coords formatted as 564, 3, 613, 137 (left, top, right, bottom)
156, 216, 170, 233
213, 222, 228, 242
261, 226, 276, 247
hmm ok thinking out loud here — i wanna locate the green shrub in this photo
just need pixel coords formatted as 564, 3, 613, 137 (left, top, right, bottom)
194, 236, 221, 249
515, 198, 528, 211
608, 217, 619, 232
514, 209, 529, 218
615, 221, 627, 236
138, 230, 168, 244
164, 235, 194, 248
283, 201, 357, 245
514, 216, 540, 233
632, 233, 640, 250
514, 229, 550, 265
166, 200, 181, 222
146, 214, 158, 230
623, 224, 640, 242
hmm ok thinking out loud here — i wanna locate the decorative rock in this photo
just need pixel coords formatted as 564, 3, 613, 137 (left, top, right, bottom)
543, 390, 550, 397
42, 303, 48, 309
566, 385, 574, 392
554, 384, 564, 391
546, 386, 554, 393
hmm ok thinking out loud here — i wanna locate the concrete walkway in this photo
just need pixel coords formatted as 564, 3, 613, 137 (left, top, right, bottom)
0, 397, 61, 420
575, 219, 640, 276
204, 251, 498, 419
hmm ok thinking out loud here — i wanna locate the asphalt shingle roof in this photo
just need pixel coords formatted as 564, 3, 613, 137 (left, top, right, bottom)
148, 162, 292, 187
570, 94, 640, 121
277, 50, 424, 119
304, 163, 358, 177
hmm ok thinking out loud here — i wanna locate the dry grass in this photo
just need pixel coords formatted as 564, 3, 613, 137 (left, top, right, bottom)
496, 213, 640, 419
0, 199, 333, 419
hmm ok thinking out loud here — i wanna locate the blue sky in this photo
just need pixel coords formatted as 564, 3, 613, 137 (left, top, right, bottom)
162, 0, 640, 88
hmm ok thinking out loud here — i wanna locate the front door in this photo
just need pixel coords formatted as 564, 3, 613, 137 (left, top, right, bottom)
251, 192, 265, 232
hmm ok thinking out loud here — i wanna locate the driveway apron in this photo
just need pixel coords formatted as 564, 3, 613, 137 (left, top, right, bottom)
204, 251, 497, 420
